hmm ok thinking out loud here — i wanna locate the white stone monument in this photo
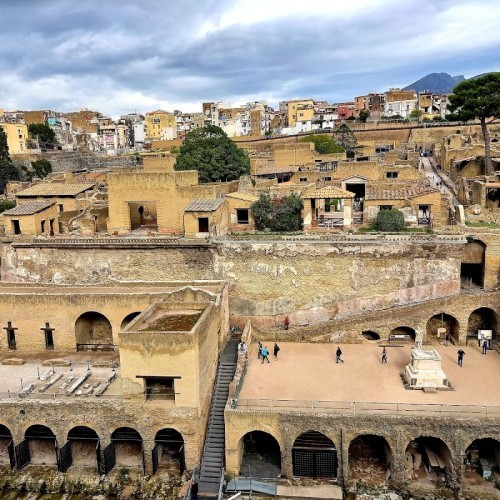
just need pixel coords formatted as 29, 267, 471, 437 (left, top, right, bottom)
404, 347, 449, 390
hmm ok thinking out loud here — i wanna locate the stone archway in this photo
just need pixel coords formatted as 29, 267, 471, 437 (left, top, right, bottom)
67, 426, 100, 469
405, 436, 453, 487
75, 311, 112, 345
362, 330, 380, 341
426, 313, 460, 342
461, 240, 486, 289
240, 431, 281, 478
121, 312, 142, 330
154, 428, 185, 476
390, 326, 416, 342
467, 307, 499, 340
348, 434, 392, 486
25, 424, 58, 466
0, 424, 13, 467
111, 427, 143, 469
464, 438, 500, 489
292, 430, 336, 480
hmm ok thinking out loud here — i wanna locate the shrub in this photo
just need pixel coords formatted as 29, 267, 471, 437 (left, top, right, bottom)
376, 209, 404, 231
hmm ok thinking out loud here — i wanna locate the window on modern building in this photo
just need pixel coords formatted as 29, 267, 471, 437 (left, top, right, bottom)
386, 172, 398, 179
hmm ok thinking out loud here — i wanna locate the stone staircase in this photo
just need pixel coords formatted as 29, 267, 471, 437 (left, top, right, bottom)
198, 339, 238, 497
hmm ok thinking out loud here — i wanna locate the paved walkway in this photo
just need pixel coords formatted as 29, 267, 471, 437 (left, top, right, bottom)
420, 157, 458, 202
239, 343, 500, 407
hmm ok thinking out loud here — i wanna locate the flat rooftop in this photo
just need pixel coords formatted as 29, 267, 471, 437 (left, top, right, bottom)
237, 343, 500, 414
0, 352, 121, 400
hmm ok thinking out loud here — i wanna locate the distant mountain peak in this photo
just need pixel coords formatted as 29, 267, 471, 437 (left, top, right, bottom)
403, 72, 465, 94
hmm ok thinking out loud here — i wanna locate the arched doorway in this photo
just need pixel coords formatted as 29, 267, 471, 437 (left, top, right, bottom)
111, 427, 143, 469
240, 431, 281, 478
67, 426, 100, 470
362, 331, 380, 341
467, 308, 499, 341
75, 311, 112, 345
0, 424, 14, 468
405, 437, 452, 486
348, 435, 392, 485
25, 425, 57, 466
292, 430, 336, 479
464, 438, 500, 487
390, 326, 416, 342
153, 429, 185, 476
121, 312, 141, 330
461, 240, 486, 288
426, 313, 460, 342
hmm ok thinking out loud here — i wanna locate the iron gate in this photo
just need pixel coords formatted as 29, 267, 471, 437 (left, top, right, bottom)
7, 440, 15, 469
96, 441, 102, 474
152, 443, 159, 475
142, 442, 146, 475
15, 439, 30, 470
58, 441, 73, 472
100, 442, 116, 475
292, 449, 337, 479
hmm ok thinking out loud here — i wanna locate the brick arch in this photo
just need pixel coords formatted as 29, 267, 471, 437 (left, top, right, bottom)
460, 431, 500, 455
403, 432, 454, 454
346, 431, 396, 453
290, 427, 339, 452
426, 312, 460, 341
237, 428, 283, 477
74, 310, 113, 345
234, 427, 284, 455
21, 420, 64, 442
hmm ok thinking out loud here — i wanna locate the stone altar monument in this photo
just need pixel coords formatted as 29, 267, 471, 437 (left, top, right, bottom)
404, 347, 450, 390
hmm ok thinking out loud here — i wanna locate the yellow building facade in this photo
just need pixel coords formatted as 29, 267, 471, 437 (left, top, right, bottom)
0, 122, 29, 155
145, 110, 177, 140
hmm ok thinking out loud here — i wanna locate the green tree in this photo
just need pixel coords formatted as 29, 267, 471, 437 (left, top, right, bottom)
410, 109, 424, 122
252, 191, 274, 230
335, 124, 357, 158
358, 110, 370, 123
30, 159, 53, 179
376, 209, 405, 231
0, 199, 16, 213
299, 134, 345, 154
28, 123, 56, 148
448, 73, 500, 176
0, 127, 20, 192
174, 125, 250, 183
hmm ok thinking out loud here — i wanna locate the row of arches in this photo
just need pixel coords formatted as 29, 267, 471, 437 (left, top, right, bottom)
0, 424, 185, 476
75, 311, 142, 345
361, 307, 498, 343
238, 430, 500, 490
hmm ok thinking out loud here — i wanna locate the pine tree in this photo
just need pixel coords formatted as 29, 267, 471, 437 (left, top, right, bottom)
0, 127, 20, 192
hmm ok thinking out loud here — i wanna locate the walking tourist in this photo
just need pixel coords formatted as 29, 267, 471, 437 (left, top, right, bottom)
336, 347, 344, 363
261, 346, 270, 364
273, 343, 280, 359
482, 339, 488, 355
381, 347, 387, 363
457, 348, 465, 367
257, 341, 262, 359
445, 332, 450, 346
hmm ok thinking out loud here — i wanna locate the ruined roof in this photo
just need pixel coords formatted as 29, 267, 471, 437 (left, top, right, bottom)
255, 164, 300, 175
225, 192, 259, 202
2, 200, 55, 216
302, 185, 355, 199
184, 198, 225, 212
366, 182, 437, 200
16, 182, 95, 197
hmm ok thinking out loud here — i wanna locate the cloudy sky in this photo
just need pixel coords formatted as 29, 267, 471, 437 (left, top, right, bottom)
0, 0, 498, 116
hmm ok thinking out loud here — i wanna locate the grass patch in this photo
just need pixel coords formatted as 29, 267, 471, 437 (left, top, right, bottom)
465, 221, 500, 228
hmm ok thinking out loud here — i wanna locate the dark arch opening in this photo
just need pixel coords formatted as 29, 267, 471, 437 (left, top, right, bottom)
349, 434, 392, 485
362, 331, 380, 341
111, 427, 143, 468
467, 307, 499, 342
121, 312, 142, 330
464, 438, 500, 485
25, 425, 57, 466
0, 425, 12, 467
390, 326, 416, 341
292, 430, 336, 479
426, 313, 460, 342
154, 428, 185, 476
67, 426, 99, 468
461, 240, 486, 289
75, 311, 112, 345
240, 431, 281, 479
406, 437, 453, 486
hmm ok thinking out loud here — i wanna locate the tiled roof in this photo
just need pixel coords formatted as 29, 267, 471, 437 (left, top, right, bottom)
366, 182, 438, 200
184, 198, 225, 212
16, 182, 95, 197
255, 164, 300, 175
302, 185, 355, 199
3, 201, 55, 216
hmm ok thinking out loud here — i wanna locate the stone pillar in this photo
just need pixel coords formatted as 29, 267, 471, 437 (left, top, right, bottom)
142, 439, 155, 475
343, 202, 352, 229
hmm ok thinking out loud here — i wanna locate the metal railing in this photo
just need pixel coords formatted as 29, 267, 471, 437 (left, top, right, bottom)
233, 398, 500, 417
231, 358, 248, 409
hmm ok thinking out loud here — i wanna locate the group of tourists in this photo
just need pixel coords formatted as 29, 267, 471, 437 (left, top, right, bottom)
257, 341, 280, 363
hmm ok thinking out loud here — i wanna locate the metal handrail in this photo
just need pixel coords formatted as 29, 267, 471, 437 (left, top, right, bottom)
233, 398, 500, 417
231, 358, 248, 409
